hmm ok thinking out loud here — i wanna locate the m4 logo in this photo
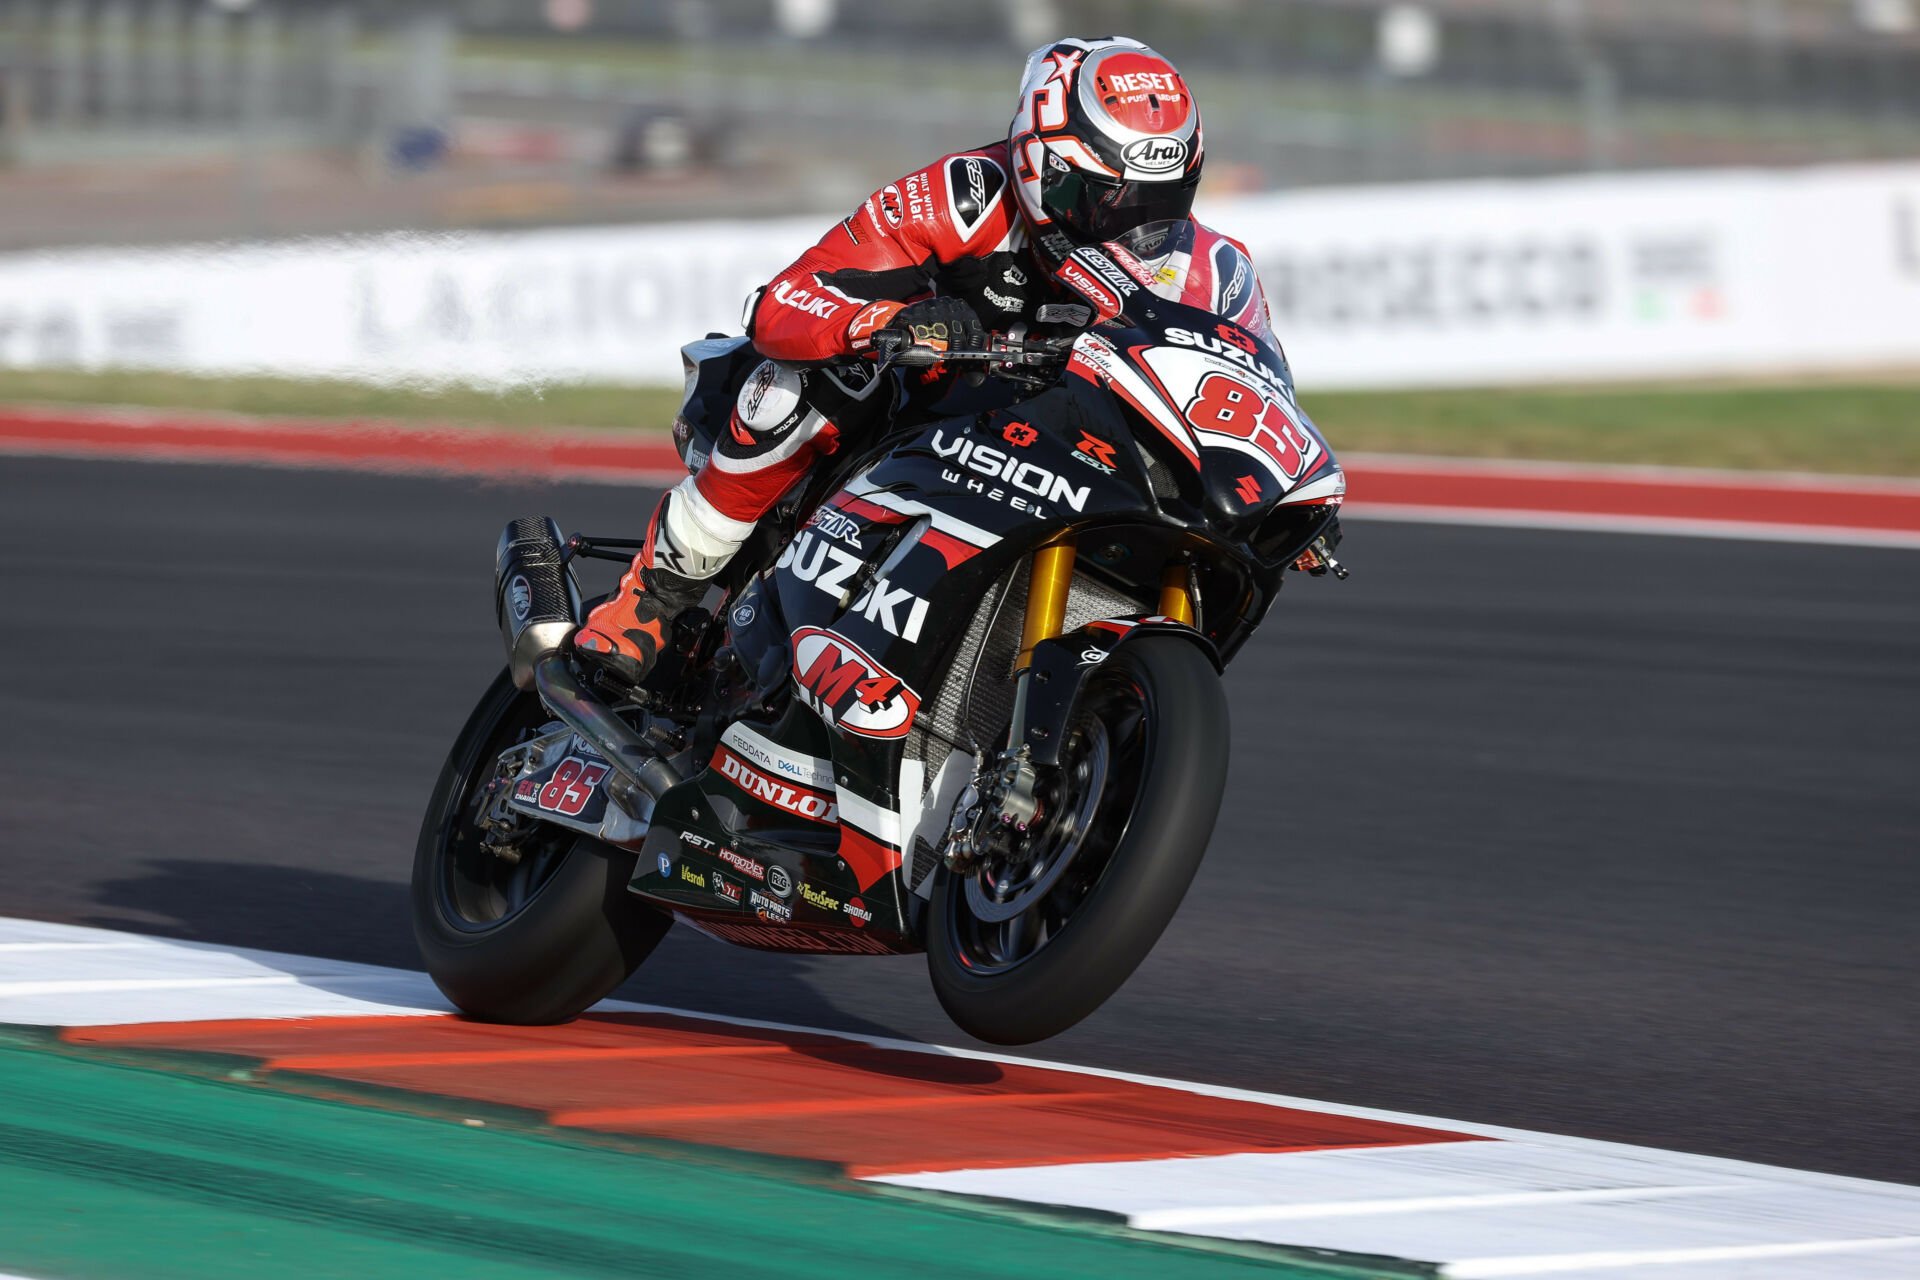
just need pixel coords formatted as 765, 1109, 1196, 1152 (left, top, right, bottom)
791, 627, 921, 740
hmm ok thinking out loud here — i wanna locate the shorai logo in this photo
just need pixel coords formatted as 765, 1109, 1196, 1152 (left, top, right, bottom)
790, 627, 920, 740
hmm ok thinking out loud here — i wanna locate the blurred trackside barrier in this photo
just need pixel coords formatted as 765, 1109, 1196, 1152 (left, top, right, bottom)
0, 161, 1915, 392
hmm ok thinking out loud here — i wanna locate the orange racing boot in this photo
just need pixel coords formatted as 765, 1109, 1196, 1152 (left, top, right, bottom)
572, 492, 711, 686
572, 559, 704, 686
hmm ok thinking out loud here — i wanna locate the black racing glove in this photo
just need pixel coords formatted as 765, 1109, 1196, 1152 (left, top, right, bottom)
886, 296, 988, 357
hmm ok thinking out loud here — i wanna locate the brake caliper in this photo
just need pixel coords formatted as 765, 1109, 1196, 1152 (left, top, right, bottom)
941, 746, 1045, 874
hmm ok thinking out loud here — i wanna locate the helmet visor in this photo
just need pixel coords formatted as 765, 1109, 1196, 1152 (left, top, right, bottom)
1041, 164, 1200, 243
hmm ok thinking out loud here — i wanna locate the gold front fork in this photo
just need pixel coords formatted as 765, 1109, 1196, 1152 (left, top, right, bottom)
1157, 561, 1195, 626
1016, 533, 1077, 670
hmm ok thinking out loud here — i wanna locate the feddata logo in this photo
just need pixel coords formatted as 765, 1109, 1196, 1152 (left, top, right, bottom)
508, 574, 532, 623
1122, 136, 1187, 174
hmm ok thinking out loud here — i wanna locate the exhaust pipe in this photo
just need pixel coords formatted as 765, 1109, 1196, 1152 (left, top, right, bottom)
533, 655, 684, 804
497, 517, 683, 804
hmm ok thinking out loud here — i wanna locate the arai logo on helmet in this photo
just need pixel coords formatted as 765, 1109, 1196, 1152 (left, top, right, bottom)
508, 574, 532, 623
1123, 136, 1188, 174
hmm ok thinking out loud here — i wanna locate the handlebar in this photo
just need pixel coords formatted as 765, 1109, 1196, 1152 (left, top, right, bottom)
871, 329, 1076, 381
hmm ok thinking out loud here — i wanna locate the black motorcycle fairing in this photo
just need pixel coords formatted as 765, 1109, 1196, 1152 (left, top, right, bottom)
613, 285, 1342, 957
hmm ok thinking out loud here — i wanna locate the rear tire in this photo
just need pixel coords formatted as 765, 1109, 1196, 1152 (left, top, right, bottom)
927, 636, 1228, 1045
411, 668, 671, 1024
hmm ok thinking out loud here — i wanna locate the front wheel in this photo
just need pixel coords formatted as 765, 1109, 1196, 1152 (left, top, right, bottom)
411, 668, 671, 1024
927, 636, 1229, 1045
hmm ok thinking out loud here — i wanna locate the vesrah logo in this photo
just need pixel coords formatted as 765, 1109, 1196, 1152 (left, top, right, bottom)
1123, 136, 1188, 174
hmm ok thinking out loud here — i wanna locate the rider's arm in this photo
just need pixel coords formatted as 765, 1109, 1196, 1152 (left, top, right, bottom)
747, 148, 1019, 363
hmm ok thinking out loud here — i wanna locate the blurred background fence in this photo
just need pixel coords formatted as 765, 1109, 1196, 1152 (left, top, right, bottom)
0, 0, 1916, 395
1, 0, 1917, 250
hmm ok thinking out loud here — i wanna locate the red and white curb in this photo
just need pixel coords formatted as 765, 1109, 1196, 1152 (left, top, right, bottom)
3, 915, 1916, 1278
4, 406, 1920, 549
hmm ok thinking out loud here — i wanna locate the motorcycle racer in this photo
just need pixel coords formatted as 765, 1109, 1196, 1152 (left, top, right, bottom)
575, 35, 1275, 686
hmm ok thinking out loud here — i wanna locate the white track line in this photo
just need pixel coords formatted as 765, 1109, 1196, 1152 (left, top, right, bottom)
1442, 1235, 1920, 1278
3, 915, 1916, 1279
1131, 1184, 1754, 1230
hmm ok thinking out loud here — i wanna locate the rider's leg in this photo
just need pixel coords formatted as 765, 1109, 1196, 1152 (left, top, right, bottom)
573, 360, 842, 683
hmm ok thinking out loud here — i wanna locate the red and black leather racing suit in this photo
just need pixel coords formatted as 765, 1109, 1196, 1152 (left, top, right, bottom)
672, 138, 1268, 568
574, 140, 1272, 679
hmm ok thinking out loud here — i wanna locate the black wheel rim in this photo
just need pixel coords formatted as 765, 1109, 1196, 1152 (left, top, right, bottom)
434, 691, 578, 933
942, 669, 1151, 976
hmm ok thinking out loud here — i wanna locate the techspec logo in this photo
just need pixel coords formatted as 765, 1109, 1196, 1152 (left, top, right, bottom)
713, 746, 839, 824
790, 627, 920, 740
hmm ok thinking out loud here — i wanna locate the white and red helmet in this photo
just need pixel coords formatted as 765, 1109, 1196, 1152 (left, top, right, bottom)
1009, 37, 1203, 268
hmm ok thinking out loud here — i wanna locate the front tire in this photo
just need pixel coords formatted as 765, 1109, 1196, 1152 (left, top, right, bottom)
411, 668, 671, 1024
927, 636, 1228, 1045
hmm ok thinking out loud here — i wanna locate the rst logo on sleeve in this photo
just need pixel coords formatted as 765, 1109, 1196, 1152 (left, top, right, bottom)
790, 626, 921, 739
945, 154, 1007, 242
1210, 238, 1256, 321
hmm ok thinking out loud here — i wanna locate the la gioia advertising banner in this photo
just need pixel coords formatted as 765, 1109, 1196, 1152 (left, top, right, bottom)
0, 164, 1915, 391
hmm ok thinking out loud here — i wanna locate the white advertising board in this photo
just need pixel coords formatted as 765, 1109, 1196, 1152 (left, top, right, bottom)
0, 163, 1915, 391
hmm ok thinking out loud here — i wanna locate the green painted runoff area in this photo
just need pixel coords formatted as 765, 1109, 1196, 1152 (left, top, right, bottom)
0, 1036, 1419, 1280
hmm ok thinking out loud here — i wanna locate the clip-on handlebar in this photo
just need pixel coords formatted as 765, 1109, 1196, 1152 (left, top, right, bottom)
870, 329, 1075, 387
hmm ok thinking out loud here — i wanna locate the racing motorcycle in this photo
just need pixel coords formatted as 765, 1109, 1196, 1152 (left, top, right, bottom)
412, 221, 1347, 1045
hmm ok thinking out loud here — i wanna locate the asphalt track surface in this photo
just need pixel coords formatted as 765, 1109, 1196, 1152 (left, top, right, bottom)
2, 456, 1916, 1185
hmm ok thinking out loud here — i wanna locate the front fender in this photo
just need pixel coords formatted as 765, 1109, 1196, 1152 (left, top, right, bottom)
1015, 617, 1221, 767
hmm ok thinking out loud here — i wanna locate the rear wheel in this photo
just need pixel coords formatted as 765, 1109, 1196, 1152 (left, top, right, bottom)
411, 668, 670, 1024
927, 636, 1228, 1045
